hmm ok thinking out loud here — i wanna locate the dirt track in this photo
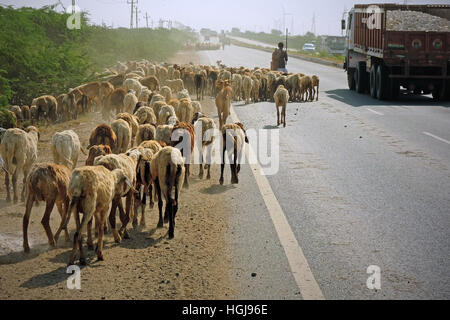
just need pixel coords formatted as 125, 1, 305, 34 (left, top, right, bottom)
0, 50, 237, 300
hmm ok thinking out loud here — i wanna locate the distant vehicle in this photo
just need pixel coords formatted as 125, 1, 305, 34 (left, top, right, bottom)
302, 43, 316, 52
343, 3, 450, 101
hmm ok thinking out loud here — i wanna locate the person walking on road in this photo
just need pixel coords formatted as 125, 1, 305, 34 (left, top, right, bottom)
271, 42, 288, 73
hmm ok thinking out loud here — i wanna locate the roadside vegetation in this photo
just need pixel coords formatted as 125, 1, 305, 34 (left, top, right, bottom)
0, 5, 194, 108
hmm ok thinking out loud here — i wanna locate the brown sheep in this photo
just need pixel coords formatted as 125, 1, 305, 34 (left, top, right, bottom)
299, 76, 313, 102
103, 88, 126, 121
88, 124, 117, 151
150, 146, 185, 239
274, 85, 289, 127
23, 163, 72, 253
136, 124, 156, 145
311, 75, 320, 101
85, 144, 112, 166
215, 80, 233, 129
116, 113, 139, 146
140, 75, 160, 92
32, 95, 58, 123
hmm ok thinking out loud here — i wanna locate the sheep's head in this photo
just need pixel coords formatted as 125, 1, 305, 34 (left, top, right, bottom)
235, 122, 249, 144
25, 126, 40, 141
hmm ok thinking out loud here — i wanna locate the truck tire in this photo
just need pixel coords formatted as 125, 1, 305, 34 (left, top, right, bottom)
369, 64, 378, 98
355, 62, 367, 94
390, 79, 400, 100
376, 65, 389, 100
347, 68, 356, 90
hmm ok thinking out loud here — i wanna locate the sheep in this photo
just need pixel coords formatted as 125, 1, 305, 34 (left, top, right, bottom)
32, 95, 58, 123
171, 122, 194, 189
103, 88, 126, 121
219, 122, 249, 185
123, 90, 139, 114
140, 75, 160, 92
286, 74, 300, 102
194, 72, 206, 101
123, 78, 143, 97
116, 113, 139, 147
134, 106, 156, 125
9, 106, 23, 122
88, 124, 117, 151
21, 105, 31, 122
156, 125, 174, 146
61, 166, 135, 265
85, 144, 112, 166
0, 126, 39, 202
274, 85, 290, 127
150, 146, 185, 239
299, 76, 313, 102
139, 139, 163, 155
252, 77, 260, 103
191, 101, 202, 114
51, 130, 85, 170
111, 119, 132, 153
74, 81, 112, 112
136, 124, 156, 145
208, 70, 219, 96
23, 163, 72, 253
93, 154, 137, 243
138, 86, 152, 103
215, 80, 233, 129
157, 66, 169, 83
150, 94, 166, 108
193, 114, 216, 179
259, 75, 269, 101
160, 86, 173, 103
165, 79, 184, 93
311, 75, 320, 101
176, 98, 194, 124
232, 74, 242, 101
158, 104, 176, 125
242, 76, 253, 105
133, 152, 154, 227
177, 89, 191, 101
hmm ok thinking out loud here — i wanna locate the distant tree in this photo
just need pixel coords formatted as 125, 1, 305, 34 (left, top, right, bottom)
271, 29, 282, 36
231, 27, 240, 35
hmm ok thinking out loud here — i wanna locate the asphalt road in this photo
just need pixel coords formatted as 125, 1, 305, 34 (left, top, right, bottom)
196, 44, 450, 299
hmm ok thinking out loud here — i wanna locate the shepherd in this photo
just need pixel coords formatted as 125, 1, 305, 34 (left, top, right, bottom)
271, 41, 288, 73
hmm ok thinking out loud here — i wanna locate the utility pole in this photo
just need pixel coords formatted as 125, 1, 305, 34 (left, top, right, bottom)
71, 0, 75, 14
135, 3, 138, 29
311, 13, 316, 35
145, 12, 149, 28
127, 0, 134, 29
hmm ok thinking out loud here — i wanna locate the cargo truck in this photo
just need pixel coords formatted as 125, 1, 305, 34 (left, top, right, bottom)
342, 4, 450, 100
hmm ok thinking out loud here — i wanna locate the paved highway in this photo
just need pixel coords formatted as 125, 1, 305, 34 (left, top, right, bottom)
196, 44, 450, 299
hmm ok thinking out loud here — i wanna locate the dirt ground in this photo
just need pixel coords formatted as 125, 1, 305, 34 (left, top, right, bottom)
0, 50, 237, 300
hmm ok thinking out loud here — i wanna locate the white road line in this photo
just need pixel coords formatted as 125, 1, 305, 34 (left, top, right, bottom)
423, 132, 450, 145
229, 106, 325, 300
367, 108, 384, 116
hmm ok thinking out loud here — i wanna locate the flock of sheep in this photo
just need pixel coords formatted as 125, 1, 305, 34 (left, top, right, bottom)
0, 58, 318, 266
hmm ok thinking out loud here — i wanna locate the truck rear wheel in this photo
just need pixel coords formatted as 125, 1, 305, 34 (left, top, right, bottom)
347, 68, 355, 90
376, 65, 389, 100
369, 64, 378, 98
355, 62, 367, 94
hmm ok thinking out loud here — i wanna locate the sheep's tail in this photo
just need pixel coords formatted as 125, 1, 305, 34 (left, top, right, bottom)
165, 163, 182, 206
174, 164, 182, 206
2, 138, 16, 174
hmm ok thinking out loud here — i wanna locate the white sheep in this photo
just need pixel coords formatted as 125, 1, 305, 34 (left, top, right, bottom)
123, 78, 143, 97
134, 106, 156, 125
155, 125, 174, 146
274, 85, 289, 127
51, 130, 84, 170
123, 90, 139, 114
0, 126, 39, 202
242, 75, 253, 105
158, 104, 176, 125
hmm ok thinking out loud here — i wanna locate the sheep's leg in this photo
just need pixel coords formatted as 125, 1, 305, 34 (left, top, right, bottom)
4, 171, 11, 203
132, 186, 141, 228
155, 179, 164, 228
21, 169, 29, 202
41, 199, 57, 248
231, 145, 239, 184
12, 170, 18, 203
140, 186, 148, 226
148, 184, 154, 208
108, 197, 122, 243
87, 218, 94, 250
219, 143, 226, 185
95, 211, 107, 261
68, 210, 82, 266
56, 200, 70, 242
167, 199, 174, 239
206, 144, 212, 180
282, 105, 286, 128
119, 193, 133, 239
198, 147, 204, 179
183, 164, 189, 189
276, 105, 280, 126
22, 194, 34, 253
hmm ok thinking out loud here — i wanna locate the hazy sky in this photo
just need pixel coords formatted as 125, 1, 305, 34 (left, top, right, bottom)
1, 0, 447, 35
